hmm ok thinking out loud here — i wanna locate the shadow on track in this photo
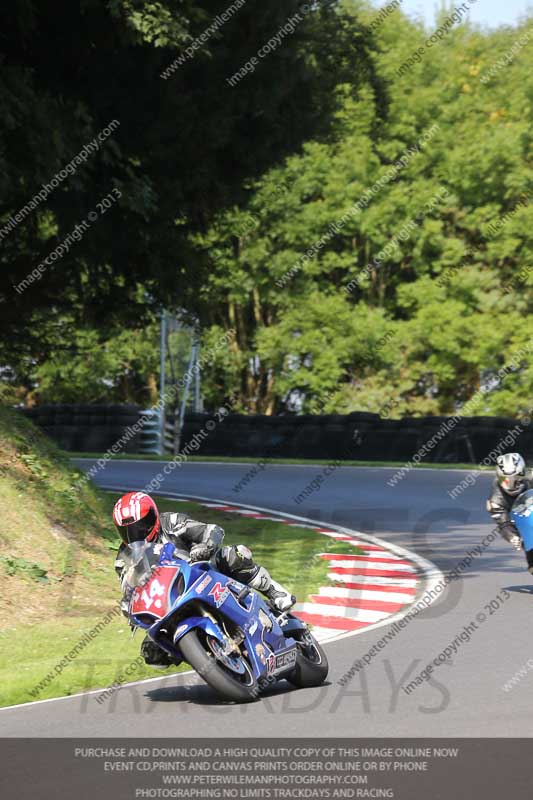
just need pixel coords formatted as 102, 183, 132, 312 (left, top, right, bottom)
144, 678, 314, 706
503, 584, 533, 595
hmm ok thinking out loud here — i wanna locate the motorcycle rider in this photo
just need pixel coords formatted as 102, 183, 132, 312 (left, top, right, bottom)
113, 491, 296, 667
487, 452, 532, 567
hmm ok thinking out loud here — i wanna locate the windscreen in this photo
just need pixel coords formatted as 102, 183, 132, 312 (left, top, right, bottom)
121, 541, 159, 589
512, 489, 533, 516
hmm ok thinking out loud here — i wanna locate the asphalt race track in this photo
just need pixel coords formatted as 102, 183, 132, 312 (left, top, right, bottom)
2, 459, 532, 737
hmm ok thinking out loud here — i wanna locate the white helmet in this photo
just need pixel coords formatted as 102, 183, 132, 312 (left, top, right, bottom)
496, 452, 526, 496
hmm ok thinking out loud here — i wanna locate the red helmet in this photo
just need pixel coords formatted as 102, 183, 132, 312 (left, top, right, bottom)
113, 491, 160, 544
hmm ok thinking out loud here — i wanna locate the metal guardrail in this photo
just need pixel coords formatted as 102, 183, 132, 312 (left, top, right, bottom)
138, 409, 179, 455
164, 417, 176, 454
138, 409, 163, 455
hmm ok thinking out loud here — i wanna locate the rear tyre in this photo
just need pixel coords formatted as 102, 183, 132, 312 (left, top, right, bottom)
179, 629, 258, 703
286, 630, 329, 688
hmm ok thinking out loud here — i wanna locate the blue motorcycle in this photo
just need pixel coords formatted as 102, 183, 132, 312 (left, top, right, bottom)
511, 489, 533, 568
122, 541, 329, 702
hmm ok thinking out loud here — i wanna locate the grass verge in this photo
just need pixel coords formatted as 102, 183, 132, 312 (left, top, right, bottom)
1, 494, 359, 707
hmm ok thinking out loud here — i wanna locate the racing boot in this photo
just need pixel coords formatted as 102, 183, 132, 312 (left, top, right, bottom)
500, 523, 522, 552
249, 566, 296, 612
504, 531, 522, 552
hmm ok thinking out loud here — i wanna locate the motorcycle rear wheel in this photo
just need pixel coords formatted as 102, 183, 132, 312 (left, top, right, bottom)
179, 629, 259, 703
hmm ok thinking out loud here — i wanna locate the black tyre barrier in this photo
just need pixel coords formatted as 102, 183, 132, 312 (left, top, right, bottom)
22, 404, 142, 453
20, 405, 533, 464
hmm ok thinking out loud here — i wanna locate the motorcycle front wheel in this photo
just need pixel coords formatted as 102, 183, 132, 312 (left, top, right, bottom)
179, 629, 259, 703
285, 628, 329, 688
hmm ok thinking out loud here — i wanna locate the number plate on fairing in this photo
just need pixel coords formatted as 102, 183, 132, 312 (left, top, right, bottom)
130, 565, 180, 620
266, 647, 297, 675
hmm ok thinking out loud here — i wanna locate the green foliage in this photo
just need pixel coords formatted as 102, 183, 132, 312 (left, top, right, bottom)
0, 556, 48, 582
256, 293, 396, 407
3, 2, 532, 418
0, 406, 116, 544
1, 0, 377, 376
19, 453, 49, 480
111, 0, 191, 47
33, 324, 161, 404
191, 6, 533, 416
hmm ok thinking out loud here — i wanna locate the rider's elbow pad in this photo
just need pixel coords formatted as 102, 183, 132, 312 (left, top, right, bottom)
208, 524, 225, 547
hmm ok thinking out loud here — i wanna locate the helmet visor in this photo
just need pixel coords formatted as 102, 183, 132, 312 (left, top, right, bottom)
117, 507, 158, 544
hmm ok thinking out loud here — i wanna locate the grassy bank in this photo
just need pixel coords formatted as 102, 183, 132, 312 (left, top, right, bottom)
0, 409, 359, 707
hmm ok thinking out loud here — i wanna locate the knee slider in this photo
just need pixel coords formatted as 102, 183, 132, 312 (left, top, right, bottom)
223, 544, 254, 570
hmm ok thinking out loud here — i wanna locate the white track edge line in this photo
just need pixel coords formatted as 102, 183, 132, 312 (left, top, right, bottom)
74, 458, 489, 474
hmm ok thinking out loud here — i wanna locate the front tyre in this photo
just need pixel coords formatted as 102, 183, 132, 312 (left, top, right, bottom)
286, 629, 329, 688
179, 629, 258, 703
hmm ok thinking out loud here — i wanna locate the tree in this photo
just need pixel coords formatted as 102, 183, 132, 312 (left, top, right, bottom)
1, 0, 377, 365
192, 5, 533, 415
7, 2, 533, 418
